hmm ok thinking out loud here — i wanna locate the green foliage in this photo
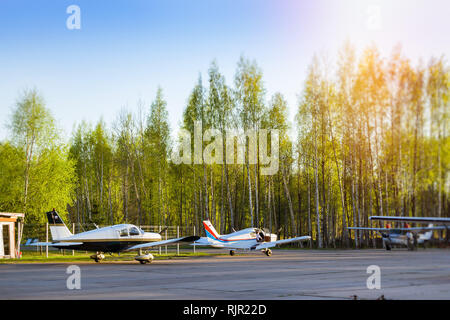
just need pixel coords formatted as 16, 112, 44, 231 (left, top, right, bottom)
0, 142, 24, 211
2, 90, 76, 224
1, 46, 448, 249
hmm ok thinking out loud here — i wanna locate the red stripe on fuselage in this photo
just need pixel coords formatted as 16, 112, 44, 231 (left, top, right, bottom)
203, 222, 219, 239
203, 222, 255, 242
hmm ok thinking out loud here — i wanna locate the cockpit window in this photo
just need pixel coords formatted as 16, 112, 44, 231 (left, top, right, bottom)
129, 227, 140, 236
119, 228, 129, 237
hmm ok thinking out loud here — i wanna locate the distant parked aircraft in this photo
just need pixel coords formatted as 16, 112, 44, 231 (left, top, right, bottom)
348, 215, 449, 250
348, 224, 444, 250
193, 220, 311, 256
26, 209, 199, 263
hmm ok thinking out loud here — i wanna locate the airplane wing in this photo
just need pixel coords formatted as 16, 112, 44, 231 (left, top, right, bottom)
25, 240, 83, 247
123, 236, 200, 252
370, 216, 450, 225
254, 236, 311, 250
348, 227, 390, 231
348, 226, 446, 232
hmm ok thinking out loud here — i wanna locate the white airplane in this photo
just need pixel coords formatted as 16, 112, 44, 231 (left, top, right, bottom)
348, 215, 449, 250
348, 224, 444, 250
193, 220, 311, 256
26, 210, 199, 263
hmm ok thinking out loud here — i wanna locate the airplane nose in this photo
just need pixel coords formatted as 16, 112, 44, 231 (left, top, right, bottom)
144, 232, 161, 241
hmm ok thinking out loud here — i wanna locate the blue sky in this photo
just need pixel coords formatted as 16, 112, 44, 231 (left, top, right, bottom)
1, 0, 449, 141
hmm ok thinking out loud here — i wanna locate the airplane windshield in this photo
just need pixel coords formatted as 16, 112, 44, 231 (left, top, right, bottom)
129, 227, 140, 236
255, 228, 269, 235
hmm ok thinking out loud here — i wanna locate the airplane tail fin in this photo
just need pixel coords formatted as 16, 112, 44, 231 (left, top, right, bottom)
202, 220, 220, 240
421, 224, 434, 241
46, 209, 72, 240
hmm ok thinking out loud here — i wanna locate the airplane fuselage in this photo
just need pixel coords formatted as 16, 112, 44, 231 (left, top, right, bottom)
202, 228, 273, 249
53, 224, 161, 253
200, 223, 277, 250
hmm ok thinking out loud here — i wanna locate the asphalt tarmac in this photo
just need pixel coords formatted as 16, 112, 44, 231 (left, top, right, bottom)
1, 249, 449, 300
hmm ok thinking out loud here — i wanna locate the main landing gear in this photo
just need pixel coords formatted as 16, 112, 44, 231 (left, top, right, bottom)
264, 249, 272, 257
229, 250, 235, 256
135, 254, 154, 264
90, 252, 105, 263
135, 250, 154, 264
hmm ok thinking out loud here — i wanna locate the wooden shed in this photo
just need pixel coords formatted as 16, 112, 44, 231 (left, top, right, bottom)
0, 213, 25, 259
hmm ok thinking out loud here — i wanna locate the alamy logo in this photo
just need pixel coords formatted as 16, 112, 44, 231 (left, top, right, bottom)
66, 265, 81, 289
366, 5, 381, 31
366, 265, 381, 290
66, 5, 81, 30
171, 121, 279, 175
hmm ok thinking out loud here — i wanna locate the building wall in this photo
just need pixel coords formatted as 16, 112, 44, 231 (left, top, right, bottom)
0, 221, 16, 258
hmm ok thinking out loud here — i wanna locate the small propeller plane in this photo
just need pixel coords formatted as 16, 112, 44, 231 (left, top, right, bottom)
26, 209, 199, 263
348, 224, 443, 250
193, 220, 311, 256
348, 215, 449, 250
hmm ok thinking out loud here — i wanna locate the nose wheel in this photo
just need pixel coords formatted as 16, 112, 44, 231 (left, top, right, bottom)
135, 253, 154, 264
264, 249, 272, 257
229, 250, 235, 256
90, 252, 105, 262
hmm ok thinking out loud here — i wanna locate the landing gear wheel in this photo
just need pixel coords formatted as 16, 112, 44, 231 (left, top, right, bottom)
229, 250, 235, 256
90, 252, 105, 262
385, 244, 391, 251
135, 253, 154, 264
265, 249, 272, 257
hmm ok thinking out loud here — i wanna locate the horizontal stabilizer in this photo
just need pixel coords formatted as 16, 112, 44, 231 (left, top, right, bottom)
191, 237, 214, 246
25, 238, 39, 246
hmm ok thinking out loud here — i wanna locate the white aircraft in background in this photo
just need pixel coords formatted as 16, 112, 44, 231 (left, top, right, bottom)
348, 224, 443, 250
193, 220, 311, 256
26, 209, 199, 263
348, 215, 449, 250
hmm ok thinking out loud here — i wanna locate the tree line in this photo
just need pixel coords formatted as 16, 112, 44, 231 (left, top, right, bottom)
1, 42, 448, 247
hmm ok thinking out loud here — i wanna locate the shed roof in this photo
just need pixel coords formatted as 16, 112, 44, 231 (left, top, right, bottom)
0, 212, 25, 218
